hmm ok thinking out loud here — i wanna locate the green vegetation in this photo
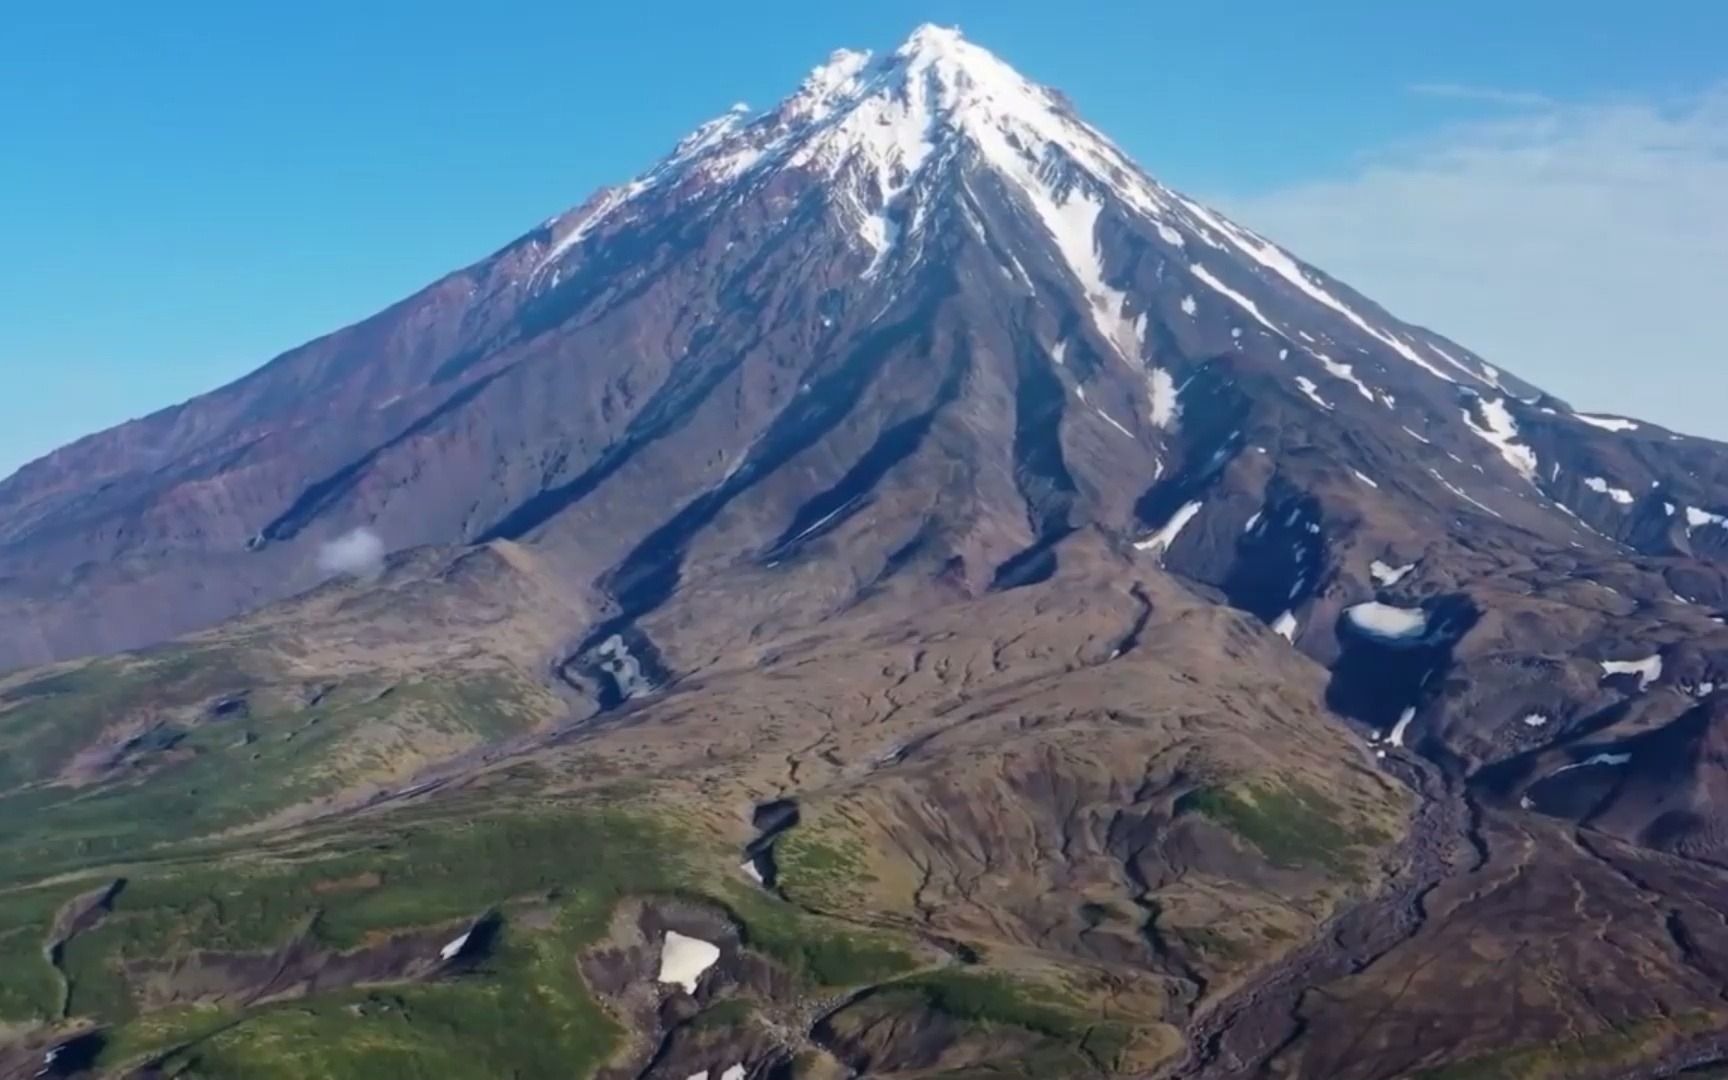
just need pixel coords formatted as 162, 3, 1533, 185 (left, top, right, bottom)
1409, 1010, 1722, 1080
726, 885, 917, 986
863, 971, 1135, 1076
0, 881, 93, 1021
775, 828, 879, 909
1172, 925, 1248, 962
893, 970, 1084, 1036
59, 807, 686, 1027
0, 795, 927, 1077
141, 918, 621, 1080
0, 651, 217, 792
1177, 781, 1386, 874
0, 659, 554, 887
687, 998, 755, 1030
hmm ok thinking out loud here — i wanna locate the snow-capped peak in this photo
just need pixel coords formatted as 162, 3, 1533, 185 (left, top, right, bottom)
527, 25, 1514, 400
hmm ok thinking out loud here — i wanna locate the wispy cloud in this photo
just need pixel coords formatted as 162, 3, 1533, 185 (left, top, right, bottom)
316, 527, 386, 580
1219, 85, 1728, 439
1406, 82, 1554, 109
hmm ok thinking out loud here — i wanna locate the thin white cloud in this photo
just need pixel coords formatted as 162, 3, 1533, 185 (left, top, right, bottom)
1218, 85, 1728, 440
1406, 82, 1555, 109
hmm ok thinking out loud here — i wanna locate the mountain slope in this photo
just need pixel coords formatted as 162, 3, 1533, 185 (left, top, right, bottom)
6, 25, 1726, 675
5, 23, 1728, 1080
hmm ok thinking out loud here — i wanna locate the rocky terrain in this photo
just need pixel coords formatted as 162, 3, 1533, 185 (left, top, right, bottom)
3, 23, 1728, 1080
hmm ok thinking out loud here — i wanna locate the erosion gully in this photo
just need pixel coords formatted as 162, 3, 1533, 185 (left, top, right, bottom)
1161, 751, 1467, 1080
1161, 745, 1725, 1080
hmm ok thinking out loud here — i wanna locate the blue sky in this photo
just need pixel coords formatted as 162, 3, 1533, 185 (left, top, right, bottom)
3, 0, 1726, 479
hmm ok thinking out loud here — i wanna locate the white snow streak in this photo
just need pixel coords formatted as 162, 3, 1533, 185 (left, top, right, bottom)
439, 932, 472, 962
1189, 264, 1281, 334
1294, 375, 1333, 410
1147, 368, 1180, 428
1575, 413, 1640, 433
1315, 354, 1377, 401
1174, 195, 1464, 384
1136, 500, 1203, 556
1388, 707, 1417, 747
1462, 397, 1538, 481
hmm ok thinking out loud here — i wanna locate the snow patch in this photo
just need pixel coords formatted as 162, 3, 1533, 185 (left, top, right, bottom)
1351, 469, 1379, 489
1685, 506, 1728, 533
1369, 560, 1415, 587
1462, 397, 1538, 481
1294, 376, 1333, 410
1346, 601, 1428, 640
1147, 368, 1180, 428
1583, 477, 1635, 505
1521, 713, 1549, 728
1576, 413, 1640, 433
1190, 264, 1281, 334
1388, 706, 1416, 747
596, 635, 655, 701
1272, 610, 1299, 642
439, 931, 472, 962
1180, 294, 1197, 317
1600, 655, 1663, 691
1315, 354, 1376, 401
658, 931, 721, 994
1136, 500, 1203, 557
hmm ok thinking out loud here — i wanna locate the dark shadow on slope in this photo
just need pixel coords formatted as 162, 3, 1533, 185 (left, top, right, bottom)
1223, 485, 1327, 621
257, 370, 508, 544
474, 194, 839, 542
578, 266, 964, 656
991, 307, 1082, 591
475, 322, 749, 543
1131, 359, 1250, 532
761, 349, 971, 566
1325, 595, 1480, 737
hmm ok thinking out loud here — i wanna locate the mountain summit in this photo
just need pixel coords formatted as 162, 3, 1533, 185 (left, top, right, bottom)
4, 28, 1728, 1080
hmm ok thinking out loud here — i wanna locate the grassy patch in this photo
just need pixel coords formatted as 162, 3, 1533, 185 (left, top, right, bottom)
686, 998, 755, 1030
1177, 782, 1385, 873
857, 972, 1124, 1077
0, 881, 92, 1021
145, 916, 619, 1080
0, 667, 555, 888
1410, 1010, 1722, 1080
1172, 925, 1248, 962
726, 887, 917, 987
889, 970, 1085, 1038
775, 828, 879, 910
59, 806, 687, 1026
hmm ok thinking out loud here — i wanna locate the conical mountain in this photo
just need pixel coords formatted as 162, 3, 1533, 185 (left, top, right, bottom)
3, 26, 1728, 1080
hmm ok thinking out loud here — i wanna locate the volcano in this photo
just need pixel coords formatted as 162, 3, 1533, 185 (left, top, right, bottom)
4, 25, 1728, 1080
